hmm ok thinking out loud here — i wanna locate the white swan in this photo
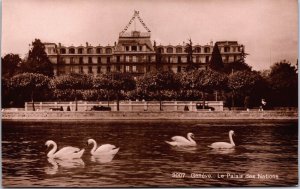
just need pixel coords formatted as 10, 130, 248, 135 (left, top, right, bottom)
87, 139, 119, 156
208, 130, 235, 149
165, 133, 197, 147
45, 140, 85, 159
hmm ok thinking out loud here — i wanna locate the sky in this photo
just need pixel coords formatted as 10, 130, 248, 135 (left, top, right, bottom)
2, 0, 298, 70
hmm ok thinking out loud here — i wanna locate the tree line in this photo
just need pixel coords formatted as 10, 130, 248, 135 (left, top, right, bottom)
1, 39, 298, 110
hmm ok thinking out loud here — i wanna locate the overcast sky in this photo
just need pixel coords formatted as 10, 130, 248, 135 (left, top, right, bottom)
2, 0, 298, 70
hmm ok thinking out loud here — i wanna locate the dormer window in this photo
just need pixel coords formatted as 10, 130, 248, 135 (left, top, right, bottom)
78, 48, 83, 54
194, 47, 201, 53
167, 47, 173, 53
60, 48, 66, 54
105, 48, 112, 54
204, 47, 210, 53
132, 46, 137, 51
176, 47, 182, 53
157, 47, 164, 53
96, 48, 102, 54
87, 48, 93, 54
69, 48, 75, 54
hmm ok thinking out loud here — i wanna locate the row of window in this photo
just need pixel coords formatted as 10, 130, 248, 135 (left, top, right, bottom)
158, 46, 240, 54
158, 47, 209, 54
55, 46, 240, 55
125, 45, 143, 52
64, 57, 111, 64
59, 55, 217, 64
60, 56, 154, 64
75, 65, 139, 74
223, 46, 240, 53
58, 47, 113, 55
59, 65, 198, 75
163, 56, 210, 63
58, 55, 239, 64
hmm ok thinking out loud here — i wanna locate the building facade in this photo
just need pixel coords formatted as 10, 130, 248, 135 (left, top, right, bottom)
44, 12, 245, 76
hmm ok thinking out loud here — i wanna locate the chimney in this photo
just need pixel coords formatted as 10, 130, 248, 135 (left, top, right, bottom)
86, 42, 89, 47
58, 43, 61, 47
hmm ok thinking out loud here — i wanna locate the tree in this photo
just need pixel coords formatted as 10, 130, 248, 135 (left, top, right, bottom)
267, 60, 298, 107
2, 77, 11, 107
229, 71, 262, 95
93, 73, 114, 106
138, 71, 178, 110
2, 54, 22, 78
209, 43, 224, 72
268, 61, 297, 91
110, 72, 136, 111
195, 69, 228, 109
228, 70, 264, 108
9, 73, 50, 111
155, 70, 179, 110
179, 69, 227, 107
51, 73, 93, 111
21, 39, 54, 77
1, 54, 22, 107
179, 70, 199, 100
223, 61, 252, 74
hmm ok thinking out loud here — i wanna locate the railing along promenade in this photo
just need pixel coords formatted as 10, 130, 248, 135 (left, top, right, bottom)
23, 101, 224, 112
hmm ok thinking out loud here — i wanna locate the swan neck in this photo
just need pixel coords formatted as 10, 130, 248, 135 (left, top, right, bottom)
229, 133, 235, 146
47, 142, 57, 158
188, 134, 196, 144
90, 140, 97, 155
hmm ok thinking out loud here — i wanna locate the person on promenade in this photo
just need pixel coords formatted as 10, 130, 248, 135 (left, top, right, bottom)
259, 99, 267, 111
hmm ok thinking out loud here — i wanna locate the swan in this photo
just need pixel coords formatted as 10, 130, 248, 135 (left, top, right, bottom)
165, 133, 196, 147
45, 140, 85, 159
87, 139, 119, 156
208, 130, 235, 149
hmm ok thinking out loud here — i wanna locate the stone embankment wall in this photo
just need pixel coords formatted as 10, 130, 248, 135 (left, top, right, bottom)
2, 110, 298, 120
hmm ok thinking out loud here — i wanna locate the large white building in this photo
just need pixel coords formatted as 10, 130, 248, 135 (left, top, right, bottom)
44, 11, 245, 76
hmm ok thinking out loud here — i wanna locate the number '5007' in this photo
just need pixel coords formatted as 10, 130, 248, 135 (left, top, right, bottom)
172, 172, 185, 178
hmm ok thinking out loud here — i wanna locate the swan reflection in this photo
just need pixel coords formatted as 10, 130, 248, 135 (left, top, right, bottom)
171, 146, 198, 153
45, 158, 85, 175
210, 148, 235, 155
91, 154, 116, 163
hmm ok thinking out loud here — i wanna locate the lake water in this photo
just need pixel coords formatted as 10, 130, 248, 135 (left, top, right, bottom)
2, 120, 298, 187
